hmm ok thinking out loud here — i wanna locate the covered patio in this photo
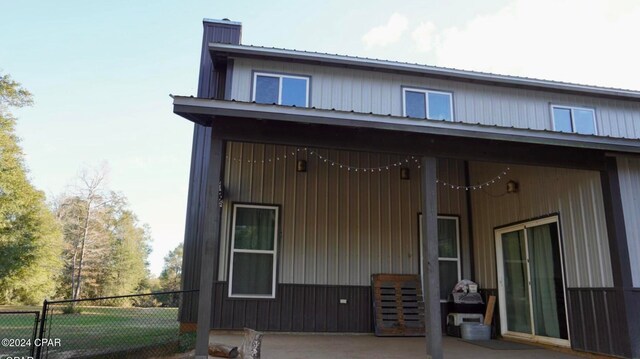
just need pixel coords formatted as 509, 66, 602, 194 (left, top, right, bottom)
169, 333, 580, 358
174, 96, 637, 358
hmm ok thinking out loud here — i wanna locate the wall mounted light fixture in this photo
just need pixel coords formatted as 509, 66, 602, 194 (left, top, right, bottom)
507, 180, 519, 193
297, 159, 307, 172
400, 167, 410, 180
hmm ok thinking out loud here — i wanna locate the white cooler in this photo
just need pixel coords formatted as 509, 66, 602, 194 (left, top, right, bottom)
447, 313, 484, 326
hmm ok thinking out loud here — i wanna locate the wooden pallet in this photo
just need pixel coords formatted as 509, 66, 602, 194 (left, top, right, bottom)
371, 274, 425, 336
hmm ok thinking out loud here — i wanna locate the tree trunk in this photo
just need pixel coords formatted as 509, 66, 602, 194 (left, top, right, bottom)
70, 248, 77, 299
73, 203, 91, 301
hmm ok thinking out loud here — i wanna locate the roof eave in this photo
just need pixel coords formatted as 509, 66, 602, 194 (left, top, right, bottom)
172, 96, 640, 155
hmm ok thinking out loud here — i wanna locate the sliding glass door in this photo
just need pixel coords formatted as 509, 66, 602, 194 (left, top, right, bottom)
495, 216, 569, 346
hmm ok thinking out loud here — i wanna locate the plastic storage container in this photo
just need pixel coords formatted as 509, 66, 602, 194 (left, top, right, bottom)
460, 323, 491, 340
447, 313, 484, 326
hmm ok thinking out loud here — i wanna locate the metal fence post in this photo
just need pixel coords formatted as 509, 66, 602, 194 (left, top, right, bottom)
35, 299, 48, 359
30, 311, 40, 357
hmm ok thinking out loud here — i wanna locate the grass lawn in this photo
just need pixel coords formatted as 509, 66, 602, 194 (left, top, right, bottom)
0, 306, 40, 356
0, 305, 193, 358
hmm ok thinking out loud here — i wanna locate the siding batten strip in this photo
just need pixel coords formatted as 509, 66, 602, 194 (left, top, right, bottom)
420, 156, 442, 359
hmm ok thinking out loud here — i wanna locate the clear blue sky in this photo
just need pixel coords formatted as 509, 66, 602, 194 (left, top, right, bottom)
2, 0, 638, 275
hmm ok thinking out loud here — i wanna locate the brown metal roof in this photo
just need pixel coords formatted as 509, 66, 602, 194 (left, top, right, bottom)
209, 43, 640, 102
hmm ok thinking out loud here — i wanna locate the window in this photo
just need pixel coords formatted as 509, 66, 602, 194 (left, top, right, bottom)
403, 88, 453, 121
436, 217, 461, 301
551, 105, 596, 135
252, 72, 309, 107
419, 215, 461, 302
228, 204, 279, 298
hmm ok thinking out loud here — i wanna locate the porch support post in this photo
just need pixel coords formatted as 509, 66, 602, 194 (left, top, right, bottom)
420, 156, 442, 359
600, 156, 640, 358
195, 135, 225, 358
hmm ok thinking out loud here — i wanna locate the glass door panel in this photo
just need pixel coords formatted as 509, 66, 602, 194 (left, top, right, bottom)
501, 229, 532, 334
497, 217, 569, 345
527, 222, 568, 340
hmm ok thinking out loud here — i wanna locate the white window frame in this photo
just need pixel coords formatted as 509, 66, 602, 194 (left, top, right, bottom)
228, 203, 279, 299
494, 215, 570, 348
402, 87, 454, 121
252, 72, 310, 107
418, 214, 461, 302
550, 105, 597, 135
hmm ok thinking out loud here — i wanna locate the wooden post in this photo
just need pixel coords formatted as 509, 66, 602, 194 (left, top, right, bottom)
420, 156, 442, 359
195, 136, 225, 358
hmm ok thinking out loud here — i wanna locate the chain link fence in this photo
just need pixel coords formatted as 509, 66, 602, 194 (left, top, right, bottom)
37, 290, 198, 359
0, 311, 39, 358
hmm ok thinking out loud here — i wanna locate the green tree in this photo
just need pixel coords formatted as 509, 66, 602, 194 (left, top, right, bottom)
55, 168, 152, 302
0, 73, 63, 304
99, 199, 151, 298
158, 243, 182, 306
159, 243, 183, 292
54, 168, 112, 300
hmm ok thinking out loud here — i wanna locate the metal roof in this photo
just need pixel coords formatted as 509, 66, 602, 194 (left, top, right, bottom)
209, 43, 640, 101
172, 96, 640, 154
203, 18, 242, 26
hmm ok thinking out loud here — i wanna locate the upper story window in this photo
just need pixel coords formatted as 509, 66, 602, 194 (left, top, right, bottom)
551, 105, 597, 135
403, 87, 453, 121
252, 72, 310, 107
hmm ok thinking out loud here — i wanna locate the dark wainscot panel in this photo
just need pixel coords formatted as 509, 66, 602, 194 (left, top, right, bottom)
209, 282, 373, 332
567, 287, 640, 357
181, 283, 486, 334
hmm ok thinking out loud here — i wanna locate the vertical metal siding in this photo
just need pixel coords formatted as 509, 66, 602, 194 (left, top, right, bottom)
469, 162, 614, 288
210, 282, 373, 332
615, 155, 640, 287
218, 142, 469, 286
566, 288, 632, 357
230, 58, 640, 140
180, 21, 241, 321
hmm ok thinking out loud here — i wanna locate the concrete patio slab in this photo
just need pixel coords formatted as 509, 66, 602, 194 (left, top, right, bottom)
200, 333, 581, 358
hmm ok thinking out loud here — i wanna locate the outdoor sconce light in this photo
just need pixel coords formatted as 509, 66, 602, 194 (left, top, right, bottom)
400, 167, 410, 180
297, 159, 307, 172
507, 180, 519, 193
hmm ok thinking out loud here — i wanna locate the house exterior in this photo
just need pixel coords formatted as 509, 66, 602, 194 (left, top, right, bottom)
173, 19, 640, 359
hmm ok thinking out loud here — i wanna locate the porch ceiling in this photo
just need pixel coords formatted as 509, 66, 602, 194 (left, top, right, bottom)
172, 96, 640, 156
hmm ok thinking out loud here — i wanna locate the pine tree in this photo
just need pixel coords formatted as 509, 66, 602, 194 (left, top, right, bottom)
100, 196, 151, 299
159, 243, 183, 306
159, 243, 183, 291
0, 73, 63, 304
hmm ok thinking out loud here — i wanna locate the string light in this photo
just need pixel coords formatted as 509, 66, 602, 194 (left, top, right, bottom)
225, 148, 510, 191
437, 168, 510, 191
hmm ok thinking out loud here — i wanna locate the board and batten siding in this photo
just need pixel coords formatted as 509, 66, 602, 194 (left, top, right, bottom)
615, 155, 640, 287
217, 141, 470, 286
231, 57, 640, 140
469, 162, 614, 289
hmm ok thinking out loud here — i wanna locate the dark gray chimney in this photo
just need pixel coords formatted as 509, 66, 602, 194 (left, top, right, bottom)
181, 18, 242, 323
197, 18, 242, 98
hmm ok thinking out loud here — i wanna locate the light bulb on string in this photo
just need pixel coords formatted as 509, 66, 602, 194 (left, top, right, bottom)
228, 146, 510, 191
